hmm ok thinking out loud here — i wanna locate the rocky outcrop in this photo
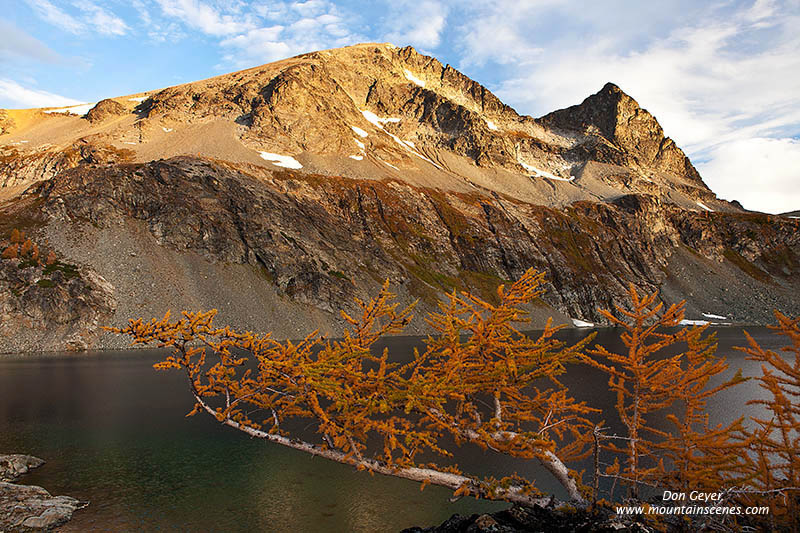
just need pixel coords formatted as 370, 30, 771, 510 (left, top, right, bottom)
0, 43, 796, 353
86, 99, 126, 123
0, 148, 79, 189
0, 111, 14, 136
403, 505, 649, 532
539, 82, 704, 187
0, 454, 85, 532
0, 483, 84, 531
0, 141, 133, 188
0, 156, 793, 354
0, 233, 116, 353
0, 455, 44, 482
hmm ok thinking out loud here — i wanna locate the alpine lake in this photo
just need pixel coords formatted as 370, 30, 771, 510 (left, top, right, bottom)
0, 326, 784, 532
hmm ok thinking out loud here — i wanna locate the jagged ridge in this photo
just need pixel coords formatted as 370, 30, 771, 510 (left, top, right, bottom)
0, 43, 797, 352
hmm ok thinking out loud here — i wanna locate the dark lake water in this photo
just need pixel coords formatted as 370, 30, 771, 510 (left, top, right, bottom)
0, 327, 786, 532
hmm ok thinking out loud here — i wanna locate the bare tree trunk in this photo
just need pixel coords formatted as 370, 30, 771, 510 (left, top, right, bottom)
193, 395, 576, 508
592, 425, 600, 507
425, 408, 587, 503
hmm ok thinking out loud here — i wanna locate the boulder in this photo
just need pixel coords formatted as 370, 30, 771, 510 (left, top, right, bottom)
0, 482, 86, 532
0, 455, 45, 482
86, 99, 126, 123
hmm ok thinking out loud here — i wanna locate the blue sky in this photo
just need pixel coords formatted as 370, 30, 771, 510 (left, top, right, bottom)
2, 0, 799, 213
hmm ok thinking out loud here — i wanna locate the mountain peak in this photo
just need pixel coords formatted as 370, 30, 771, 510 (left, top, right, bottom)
600, 81, 623, 93
3, 43, 715, 210
539, 82, 641, 138
538, 82, 704, 185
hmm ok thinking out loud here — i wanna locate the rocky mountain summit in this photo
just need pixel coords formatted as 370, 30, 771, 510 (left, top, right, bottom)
539, 82, 704, 186
0, 43, 797, 352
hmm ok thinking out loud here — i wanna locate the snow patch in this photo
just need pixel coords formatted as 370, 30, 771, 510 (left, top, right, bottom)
404, 69, 426, 88
790, 216, 800, 219
572, 319, 594, 328
351, 126, 368, 138
122, 141, 137, 145
486, 120, 498, 131
381, 159, 399, 170
679, 319, 709, 326
129, 96, 148, 103
403, 140, 416, 149
361, 110, 401, 128
44, 103, 94, 116
361, 109, 441, 169
387, 130, 441, 168
696, 201, 713, 212
702, 313, 727, 320
162, 127, 173, 133
354, 138, 365, 150
349, 154, 363, 161
259, 152, 303, 169
519, 161, 574, 181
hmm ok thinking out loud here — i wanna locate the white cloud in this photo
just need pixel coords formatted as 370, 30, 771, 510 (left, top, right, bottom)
24, 0, 85, 34
132, 0, 152, 25
74, 1, 130, 36
744, 0, 778, 21
252, 2, 290, 20
219, 1, 361, 68
142, 0, 362, 67
292, 0, 328, 17
155, 0, 255, 36
0, 78, 82, 108
456, 0, 800, 214
699, 138, 800, 214
220, 26, 291, 64
385, 0, 449, 49
23, 0, 129, 36
0, 20, 61, 64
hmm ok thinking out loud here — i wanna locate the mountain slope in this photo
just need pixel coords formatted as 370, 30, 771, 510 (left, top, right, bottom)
0, 44, 727, 210
1, 44, 797, 353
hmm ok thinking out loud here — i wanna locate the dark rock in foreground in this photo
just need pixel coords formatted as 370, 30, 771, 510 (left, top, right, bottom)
402, 504, 650, 532
0, 454, 86, 531
0, 483, 85, 531
0, 455, 44, 482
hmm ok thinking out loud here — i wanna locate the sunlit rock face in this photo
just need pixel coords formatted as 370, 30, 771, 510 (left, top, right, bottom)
1, 43, 798, 352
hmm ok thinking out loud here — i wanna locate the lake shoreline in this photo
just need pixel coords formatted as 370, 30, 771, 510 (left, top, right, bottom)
0, 322, 763, 357
0, 327, 782, 531
0, 454, 86, 531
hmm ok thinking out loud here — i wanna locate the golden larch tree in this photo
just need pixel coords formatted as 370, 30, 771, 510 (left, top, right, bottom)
737, 311, 800, 528
110, 269, 594, 505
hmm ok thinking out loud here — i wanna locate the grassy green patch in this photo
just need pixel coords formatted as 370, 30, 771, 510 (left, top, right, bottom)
329, 270, 349, 281
42, 261, 80, 280
0, 198, 48, 237
458, 269, 511, 305
547, 224, 600, 276
17, 258, 40, 270
681, 243, 702, 258
404, 255, 510, 306
723, 248, 771, 283
251, 264, 276, 284
759, 244, 799, 276
36, 279, 55, 288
